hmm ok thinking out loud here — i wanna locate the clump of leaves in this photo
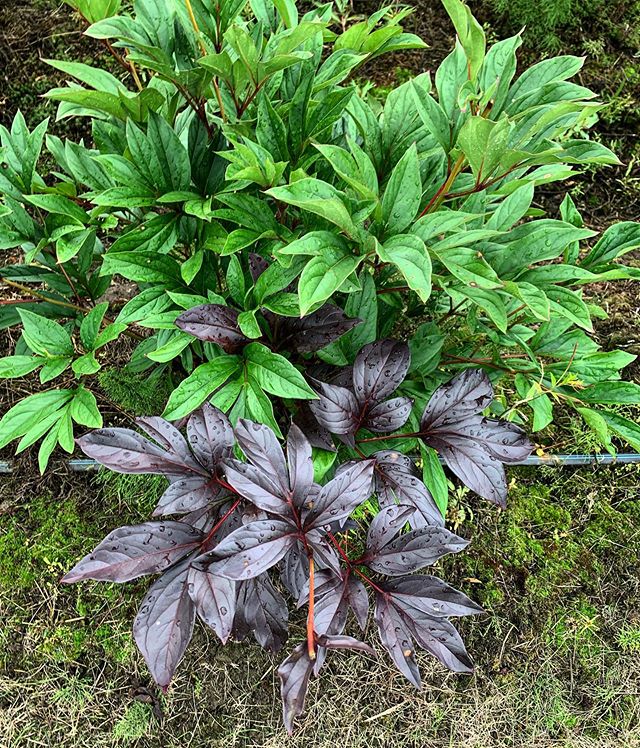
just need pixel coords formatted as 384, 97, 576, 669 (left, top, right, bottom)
63, 398, 491, 732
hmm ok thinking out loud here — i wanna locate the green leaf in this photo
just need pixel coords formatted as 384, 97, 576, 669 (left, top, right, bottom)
24, 193, 89, 224
72, 352, 101, 376
147, 332, 193, 363
0, 390, 74, 450
245, 375, 282, 437
456, 116, 511, 181
575, 407, 615, 455
181, 250, 204, 285
312, 448, 337, 482
545, 286, 592, 332
411, 82, 450, 152
381, 144, 422, 236
503, 281, 550, 321
94, 322, 127, 349
70, 387, 103, 427
378, 234, 432, 302
599, 410, 640, 452
226, 255, 245, 307
0, 355, 42, 379
420, 443, 449, 517
163, 356, 242, 420
17, 309, 74, 357
116, 287, 173, 324
238, 310, 263, 339
441, 0, 485, 79
298, 250, 363, 315
582, 222, 640, 269
266, 179, 357, 237
409, 322, 444, 375
100, 251, 181, 282
278, 231, 348, 257
576, 382, 640, 405
80, 302, 109, 351
245, 342, 317, 400
40, 356, 73, 383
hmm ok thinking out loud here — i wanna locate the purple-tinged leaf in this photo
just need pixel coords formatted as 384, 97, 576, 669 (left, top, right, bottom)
308, 380, 360, 437
304, 460, 374, 529
249, 252, 269, 282
374, 593, 421, 687
363, 396, 413, 433
76, 428, 208, 480
176, 304, 247, 352
384, 575, 483, 618
61, 522, 203, 583
317, 634, 376, 655
366, 504, 415, 555
186, 404, 234, 471
420, 370, 534, 506
365, 525, 468, 576
286, 424, 314, 502
404, 612, 474, 673
280, 541, 309, 600
374, 451, 443, 529
235, 419, 289, 494
234, 573, 288, 652
133, 559, 196, 691
222, 459, 291, 517
136, 416, 194, 464
312, 570, 369, 636
278, 643, 315, 735
152, 476, 225, 517
294, 404, 335, 451
207, 520, 298, 580
421, 369, 493, 429
306, 531, 342, 574
352, 340, 410, 407
188, 565, 236, 643
279, 305, 361, 353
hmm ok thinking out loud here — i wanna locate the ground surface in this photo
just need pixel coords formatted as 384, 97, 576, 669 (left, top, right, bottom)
1, 1, 640, 747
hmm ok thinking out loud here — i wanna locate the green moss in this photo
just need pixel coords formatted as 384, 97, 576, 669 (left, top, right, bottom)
112, 702, 154, 741
94, 470, 167, 517
38, 625, 88, 663
617, 622, 640, 652
94, 623, 135, 664
98, 368, 171, 416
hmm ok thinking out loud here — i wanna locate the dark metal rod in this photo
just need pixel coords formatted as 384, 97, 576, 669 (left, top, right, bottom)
2, 453, 640, 475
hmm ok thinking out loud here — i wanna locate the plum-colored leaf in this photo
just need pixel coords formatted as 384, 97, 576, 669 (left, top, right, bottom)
152, 475, 225, 516
280, 540, 309, 600
293, 403, 335, 451
278, 304, 361, 353
61, 521, 203, 583
366, 504, 415, 555
133, 559, 196, 690
352, 340, 410, 407
384, 575, 483, 618
77, 428, 208, 480
363, 396, 413, 433
207, 520, 298, 580
365, 525, 468, 576
374, 593, 421, 687
249, 252, 269, 281
420, 369, 493, 429
278, 643, 314, 735
308, 379, 360, 436
223, 459, 291, 516
188, 565, 236, 643
403, 610, 474, 673
317, 634, 376, 655
235, 419, 289, 494
186, 404, 234, 471
286, 424, 314, 502
304, 460, 374, 529
374, 451, 443, 528
234, 573, 288, 652
176, 304, 248, 352
420, 370, 534, 506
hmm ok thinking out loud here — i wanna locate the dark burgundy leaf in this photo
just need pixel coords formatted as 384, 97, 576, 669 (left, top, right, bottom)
366, 504, 415, 555
305, 530, 342, 574
294, 403, 335, 451
365, 525, 469, 576
374, 592, 421, 687
308, 380, 360, 437
61, 522, 203, 583
278, 643, 315, 735
136, 416, 193, 458
186, 404, 234, 470
77, 428, 208, 480
249, 252, 269, 282
421, 369, 494, 429
223, 459, 291, 516
352, 340, 410, 407
234, 573, 289, 652
304, 460, 374, 529
207, 520, 298, 580
175, 304, 247, 352
404, 611, 474, 673
363, 396, 413, 433
384, 575, 483, 618
312, 570, 369, 636
420, 370, 534, 506
316, 634, 376, 655
132, 558, 196, 690
281, 304, 361, 353
286, 424, 314, 502
374, 451, 443, 529
152, 475, 225, 517
235, 419, 289, 494
188, 565, 236, 643
280, 541, 309, 600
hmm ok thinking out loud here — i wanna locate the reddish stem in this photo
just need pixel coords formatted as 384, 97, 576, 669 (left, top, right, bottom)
202, 497, 241, 547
